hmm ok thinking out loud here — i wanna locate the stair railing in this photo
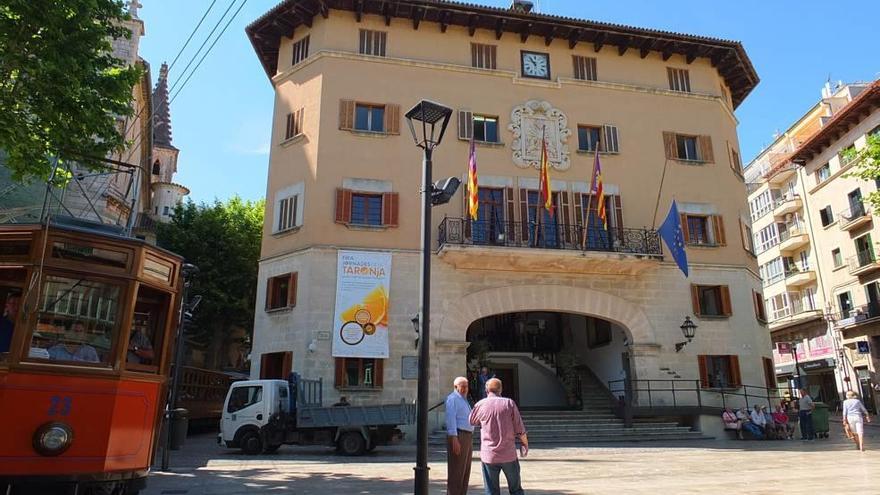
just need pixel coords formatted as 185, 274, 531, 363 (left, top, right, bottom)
608, 378, 794, 414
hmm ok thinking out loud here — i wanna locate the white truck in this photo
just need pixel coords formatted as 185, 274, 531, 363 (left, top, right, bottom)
219, 375, 415, 455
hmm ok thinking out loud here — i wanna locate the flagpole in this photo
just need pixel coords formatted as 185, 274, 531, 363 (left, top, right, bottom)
651, 157, 672, 230
535, 125, 547, 246
582, 139, 600, 249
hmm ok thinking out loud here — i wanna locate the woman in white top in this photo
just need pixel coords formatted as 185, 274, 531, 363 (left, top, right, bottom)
842, 390, 871, 452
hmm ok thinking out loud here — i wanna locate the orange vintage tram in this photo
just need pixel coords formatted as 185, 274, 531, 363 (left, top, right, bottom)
0, 220, 182, 494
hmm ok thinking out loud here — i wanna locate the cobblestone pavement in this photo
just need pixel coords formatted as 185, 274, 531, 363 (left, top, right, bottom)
145, 427, 879, 495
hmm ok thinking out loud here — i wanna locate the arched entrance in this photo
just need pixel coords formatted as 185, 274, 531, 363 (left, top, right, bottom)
466, 311, 632, 408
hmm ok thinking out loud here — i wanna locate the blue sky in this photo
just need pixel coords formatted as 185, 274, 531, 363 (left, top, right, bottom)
138, 0, 880, 203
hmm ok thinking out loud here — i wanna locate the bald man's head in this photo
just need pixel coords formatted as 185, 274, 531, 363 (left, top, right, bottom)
453, 376, 469, 396
486, 378, 502, 394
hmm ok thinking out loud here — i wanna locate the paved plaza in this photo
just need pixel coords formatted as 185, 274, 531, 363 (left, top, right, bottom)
145, 423, 879, 495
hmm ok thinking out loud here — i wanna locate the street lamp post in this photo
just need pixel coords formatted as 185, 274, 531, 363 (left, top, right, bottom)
674, 316, 697, 353
405, 100, 453, 495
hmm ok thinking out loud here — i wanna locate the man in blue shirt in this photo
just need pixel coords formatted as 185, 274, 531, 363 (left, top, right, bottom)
446, 376, 474, 495
48, 321, 100, 363
0, 292, 20, 354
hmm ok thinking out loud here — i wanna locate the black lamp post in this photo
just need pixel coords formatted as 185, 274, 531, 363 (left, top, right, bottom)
675, 316, 697, 352
405, 100, 453, 495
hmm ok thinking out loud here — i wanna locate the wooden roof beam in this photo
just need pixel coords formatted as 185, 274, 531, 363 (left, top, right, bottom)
593, 32, 605, 53
544, 26, 557, 46
382, 2, 392, 26
316, 0, 329, 19
412, 7, 424, 30
468, 14, 479, 37
495, 18, 506, 40
686, 46, 707, 64
439, 10, 450, 33
618, 36, 631, 56
520, 22, 532, 43
354, 0, 363, 23
292, 3, 317, 27
639, 38, 654, 59
661, 43, 675, 61
568, 29, 582, 49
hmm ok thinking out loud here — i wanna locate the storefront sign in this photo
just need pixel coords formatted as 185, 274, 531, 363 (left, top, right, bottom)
332, 251, 392, 358
401, 356, 419, 380
808, 335, 833, 358
858, 341, 870, 354
801, 358, 835, 372
776, 342, 792, 355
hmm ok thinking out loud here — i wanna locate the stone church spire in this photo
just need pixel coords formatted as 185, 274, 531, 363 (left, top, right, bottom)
152, 62, 173, 148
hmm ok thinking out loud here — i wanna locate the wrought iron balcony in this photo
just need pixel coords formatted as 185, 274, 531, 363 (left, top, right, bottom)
839, 202, 872, 232
848, 249, 880, 276
836, 302, 880, 327
438, 217, 662, 254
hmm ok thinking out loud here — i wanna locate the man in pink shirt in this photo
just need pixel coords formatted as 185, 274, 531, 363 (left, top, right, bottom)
469, 378, 528, 495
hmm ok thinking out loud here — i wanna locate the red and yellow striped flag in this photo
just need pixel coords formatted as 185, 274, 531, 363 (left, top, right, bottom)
590, 149, 607, 230
467, 138, 478, 221
538, 133, 554, 216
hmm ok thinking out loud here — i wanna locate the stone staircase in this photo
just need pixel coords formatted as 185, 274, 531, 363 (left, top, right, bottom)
430, 371, 711, 445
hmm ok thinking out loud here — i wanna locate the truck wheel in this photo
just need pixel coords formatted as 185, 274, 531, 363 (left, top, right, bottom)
337, 432, 366, 456
263, 443, 282, 454
240, 431, 264, 455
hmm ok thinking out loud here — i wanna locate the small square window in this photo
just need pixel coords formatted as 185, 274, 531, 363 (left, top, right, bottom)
266, 273, 297, 311
578, 125, 601, 152
686, 215, 710, 244
816, 163, 831, 183
292, 35, 310, 65
819, 206, 834, 227
832, 248, 843, 268
473, 115, 498, 143
677, 135, 699, 161
667, 67, 691, 92
351, 193, 383, 226
354, 104, 385, 133
359, 30, 387, 57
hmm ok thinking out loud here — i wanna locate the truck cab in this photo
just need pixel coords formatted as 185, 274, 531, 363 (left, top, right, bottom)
219, 380, 289, 454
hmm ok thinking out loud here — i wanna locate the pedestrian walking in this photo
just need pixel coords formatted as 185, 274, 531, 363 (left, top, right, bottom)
798, 388, 816, 441
469, 378, 528, 495
446, 376, 474, 495
842, 390, 872, 452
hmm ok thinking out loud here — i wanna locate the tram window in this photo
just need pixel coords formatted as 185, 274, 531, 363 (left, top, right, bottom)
227, 385, 263, 413
126, 285, 171, 372
51, 241, 128, 270
0, 239, 31, 259
0, 270, 26, 363
27, 275, 121, 367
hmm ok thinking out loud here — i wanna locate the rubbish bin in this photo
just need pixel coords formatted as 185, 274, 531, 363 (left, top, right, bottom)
169, 408, 189, 450
811, 402, 830, 439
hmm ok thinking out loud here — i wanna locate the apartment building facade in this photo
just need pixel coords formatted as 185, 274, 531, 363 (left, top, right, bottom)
746, 81, 880, 411
247, 0, 768, 415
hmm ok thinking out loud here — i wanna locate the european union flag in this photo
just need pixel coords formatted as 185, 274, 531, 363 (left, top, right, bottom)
658, 200, 689, 277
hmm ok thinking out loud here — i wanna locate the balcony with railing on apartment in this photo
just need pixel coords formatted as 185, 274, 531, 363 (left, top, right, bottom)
773, 194, 803, 217
839, 202, 872, 232
848, 249, 880, 276
778, 224, 810, 253
836, 302, 880, 329
437, 217, 662, 275
783, 263, 816, 288
767, 297, 822, 328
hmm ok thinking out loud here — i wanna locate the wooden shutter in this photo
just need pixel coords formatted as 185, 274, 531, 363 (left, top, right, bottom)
679, 213, 690, 243
573, 193, 584, 227
753, 290, 766, 322
720, 286, 732, 316
288, 272, 298, 307
384, 104, 400, 135
519, 188, 530, 243
458, 110, 473, 140
335, 358, 345, 387
506, 187, 516, 243
690, 284, 702, 316
335, 188, 352, 224
698, 355, 709, 388
729, 355, 742, 387
265, 278, 275, 310
712, 215, 726, 246
613, 195, 624, 239
285, 113, 294, 140
738, 218, 748, 251
698, 135, 715, 163
339, 100, 355, 130
374, 359, 384, 387
603, 124, 619, 153
560, 191, 571, 245
382, 192, 399, 227
663, 131, 677, 159
281, 351, 293, 379
762, 357, 774, 389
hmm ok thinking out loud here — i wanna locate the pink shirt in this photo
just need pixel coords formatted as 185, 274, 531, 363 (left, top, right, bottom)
468, 393, 527, 464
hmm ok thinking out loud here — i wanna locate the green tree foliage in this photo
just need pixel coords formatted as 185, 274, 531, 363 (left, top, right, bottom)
846, 133, 880, 209
157, 197, 264, 369
0, 0, 140, 182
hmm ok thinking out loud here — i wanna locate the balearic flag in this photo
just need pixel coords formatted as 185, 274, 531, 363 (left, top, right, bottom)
658, 200, 689, 277
589, 148, 607, 230
467, 138, 478, 221
538, 130, 554, 216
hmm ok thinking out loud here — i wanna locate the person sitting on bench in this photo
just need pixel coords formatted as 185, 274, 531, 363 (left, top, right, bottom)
722, 407, 743, 440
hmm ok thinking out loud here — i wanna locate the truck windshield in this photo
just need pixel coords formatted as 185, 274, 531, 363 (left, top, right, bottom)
227, 385, 262, 413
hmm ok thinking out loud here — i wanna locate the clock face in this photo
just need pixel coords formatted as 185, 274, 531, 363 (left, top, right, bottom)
522, 52, 550, 79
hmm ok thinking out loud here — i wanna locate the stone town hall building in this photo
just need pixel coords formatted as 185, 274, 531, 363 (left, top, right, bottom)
246, 0, 770, 422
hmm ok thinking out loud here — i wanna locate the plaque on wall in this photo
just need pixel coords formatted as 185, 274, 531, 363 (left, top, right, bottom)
401, 356, 419, 380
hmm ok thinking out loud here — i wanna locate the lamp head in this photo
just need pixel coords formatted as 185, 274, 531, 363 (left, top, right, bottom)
405, 100, 453, 150
680, 316, 697, 341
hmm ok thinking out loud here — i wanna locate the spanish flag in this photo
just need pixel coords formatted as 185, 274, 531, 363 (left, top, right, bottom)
590, 148, 607, 230
467, 138, 478, 221
538, 131, 554, 216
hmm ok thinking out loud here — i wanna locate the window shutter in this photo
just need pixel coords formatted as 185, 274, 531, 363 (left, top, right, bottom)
282, 352, 293, 379
288, 272, 298, 307
738, 218, 748, 251
712, 215, 726, 246
458, 110, 473, 140
265, 278, 275, 310
573, 192, 584, 228
680, 213, 690, 243
729, 355, 742, 387
382, 192, 399, 227
603, 124, 619, 153
335, 358, 345, 387
698, 355, 709, 388
335, 188, 352, 224
506, 187, 516, 243
763, 357, 774, 389
519, 188, 530, 243
560, 191, 571, 245
339, 100, 355, 130
720, 286, 732, 316
285, 113, 294, 140
384, 104, 400, 135
663, 131, 677, 159
375, 359, 384, 387
698, 135, 715, 163
613, 195, 624, 239
690, 284, 701, 316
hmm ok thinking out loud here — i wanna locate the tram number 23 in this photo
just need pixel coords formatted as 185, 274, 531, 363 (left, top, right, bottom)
48, 396, 73, 417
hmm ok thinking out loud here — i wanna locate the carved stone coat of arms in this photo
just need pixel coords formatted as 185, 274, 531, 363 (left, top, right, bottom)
509, 100, 571, 171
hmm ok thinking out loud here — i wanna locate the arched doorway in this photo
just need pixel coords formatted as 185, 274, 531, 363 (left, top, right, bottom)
466, 311, 632, 409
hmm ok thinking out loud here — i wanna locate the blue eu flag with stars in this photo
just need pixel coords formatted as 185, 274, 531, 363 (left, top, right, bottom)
658, 200, 689, 277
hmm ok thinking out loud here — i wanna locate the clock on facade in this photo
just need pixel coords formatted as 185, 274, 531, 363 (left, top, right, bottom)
521, 51, 550, 79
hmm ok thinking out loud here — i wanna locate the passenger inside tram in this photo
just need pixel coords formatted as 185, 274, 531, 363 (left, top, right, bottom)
47, 321, 100, 363
127, 326, 155, 365
0, 291, 21, 354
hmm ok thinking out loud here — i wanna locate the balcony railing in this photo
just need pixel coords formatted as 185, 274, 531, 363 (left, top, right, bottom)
836, 302, 880, 323
848, 249, 880, 275
839, 202, 871, 230
438, 217, 662, 256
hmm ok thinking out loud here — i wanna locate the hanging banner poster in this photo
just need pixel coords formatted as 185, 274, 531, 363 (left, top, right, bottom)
332, 250, 391, 358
